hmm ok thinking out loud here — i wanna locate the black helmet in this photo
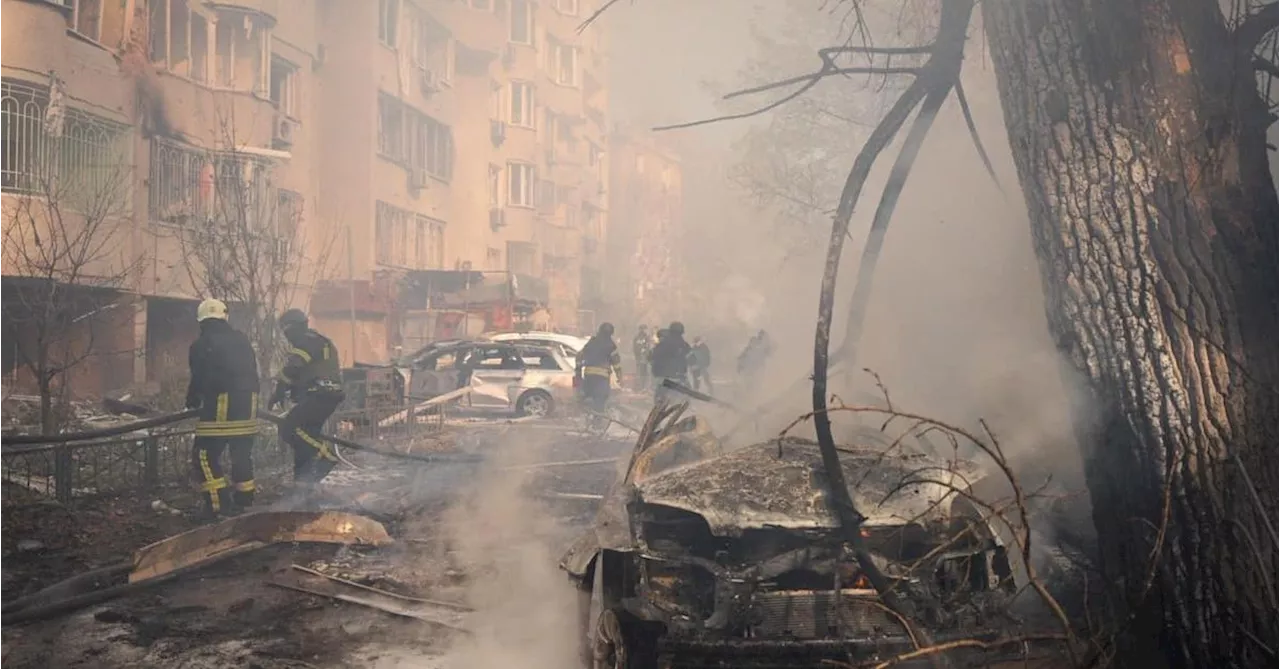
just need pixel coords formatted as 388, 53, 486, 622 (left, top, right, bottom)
598, 322, 615, 337
669, 321, 685, 336
280, 308, 308, 330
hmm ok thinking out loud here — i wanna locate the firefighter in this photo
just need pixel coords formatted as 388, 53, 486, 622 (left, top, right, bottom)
688, 336, 713, 393
650, 321, 692, 403
631, 325, 652, 391
577, 322, 624, 415
269, 309, 345, 488
186, 298, 260, 518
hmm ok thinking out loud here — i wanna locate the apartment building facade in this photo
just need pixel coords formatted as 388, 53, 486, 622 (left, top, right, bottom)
1, 0, 610, 394
606, 128, 683, 329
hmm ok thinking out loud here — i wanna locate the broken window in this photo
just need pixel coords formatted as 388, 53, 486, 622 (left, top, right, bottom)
275, 189, 302, 260
378, 0, 398, 47
507, 162, 535, 207
377, 94, 406, 162
488, 164, 501, 207
190, 12, 209, 83
72, 0, 103, 41
509, 0, 532, 45
508, 81, 534, 127
415, 215, 446, 269
215, 17, 235, 86
150, 2, 267, 91
375, 201, 410, 268
554, 43, 579, 87
168, 0, 191, 75
411, 10, 454, 86
506, 241, 537, 276
412, 113, 454, 181
270, 57, 300, 117
148, 138, 274, 226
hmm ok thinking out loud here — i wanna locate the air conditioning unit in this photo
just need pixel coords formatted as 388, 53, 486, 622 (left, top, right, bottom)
408, 168, 429, 191
419, 68, 440, 96
490, 119, 506, 147
272, 115, 296, 148
489, 207, 506, 231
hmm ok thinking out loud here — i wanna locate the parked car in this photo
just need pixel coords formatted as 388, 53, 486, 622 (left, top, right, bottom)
405, 340, 577, 416
479, 331, 590, 366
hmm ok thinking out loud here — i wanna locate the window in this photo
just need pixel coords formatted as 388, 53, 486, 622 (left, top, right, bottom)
150, 1, 269, 91
148, 138, 275, 226
270, 57, 300, 117
508, 81, 534, 127
415, 215, 446, 269
507, 162, 535, 207
411, 12, 454, 86
488, 164, 501, 207
506, 241, 537, 275
72, 0, 103, 41
378, 0, 399, 47
554, 44, 579, 87
509, 0, 532, 44
378, 94, 406, 162
535, 178, 556, 212
1, 80, 129, 203
469, 0, 493, 9
413, 113, 455, 181
375, 201, 409, 267
375, 202, 444, 269
379, 94, 455, 181
486, 247, 502, 270
554, 0, 579, 16
588, 141, 601, 167
275, 189, 302, 259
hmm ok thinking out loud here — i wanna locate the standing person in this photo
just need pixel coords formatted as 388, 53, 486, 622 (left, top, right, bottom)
269, 309, 346, 489
688, 336, 713, 393
650, 321, 692, 403
577, 323, 624, 416
186, 298, 260, 519
631, 325, 652, 391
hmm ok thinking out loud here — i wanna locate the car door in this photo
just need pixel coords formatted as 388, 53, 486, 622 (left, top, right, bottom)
464, 345, 527, 408
408, 346, 464, 399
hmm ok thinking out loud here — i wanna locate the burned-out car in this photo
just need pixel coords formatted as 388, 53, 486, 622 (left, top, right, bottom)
561, 409, 1027, 668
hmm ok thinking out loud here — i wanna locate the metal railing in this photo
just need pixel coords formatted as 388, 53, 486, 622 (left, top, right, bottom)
329, 400, 450, 447
1, 427, 293, 504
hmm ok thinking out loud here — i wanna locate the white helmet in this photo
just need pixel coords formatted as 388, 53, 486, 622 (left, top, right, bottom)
197, 298, 228, 322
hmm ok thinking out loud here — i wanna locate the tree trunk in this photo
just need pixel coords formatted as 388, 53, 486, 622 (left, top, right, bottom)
982, 1, 1278, 666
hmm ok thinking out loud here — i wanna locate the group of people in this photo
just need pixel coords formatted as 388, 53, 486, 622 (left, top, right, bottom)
574, 320, 776, 414
185, 299, 345, 519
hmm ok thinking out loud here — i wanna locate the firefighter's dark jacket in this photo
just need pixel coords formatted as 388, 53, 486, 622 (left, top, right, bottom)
277, 329, 343, 398
651, 334, 692, 379
187, 319, 260, 437
578, 335, 623, 379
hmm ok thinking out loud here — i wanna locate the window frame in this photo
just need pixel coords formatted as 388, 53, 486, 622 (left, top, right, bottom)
378, 0, 399, 47
508, 80, 535, 128
554, 0, 579, 17
508, 0, 533, 45
506, 161, 535, 208
554, 43, 579, 87
270, 56, 300, 118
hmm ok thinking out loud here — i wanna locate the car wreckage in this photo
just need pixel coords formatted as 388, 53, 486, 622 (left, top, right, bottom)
561, 404, 1031, 669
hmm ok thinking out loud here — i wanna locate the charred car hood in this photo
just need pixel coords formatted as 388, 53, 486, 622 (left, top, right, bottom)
633, 440, 985, 536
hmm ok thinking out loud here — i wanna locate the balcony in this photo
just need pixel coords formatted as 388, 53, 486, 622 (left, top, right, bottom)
208, 0, 279, 24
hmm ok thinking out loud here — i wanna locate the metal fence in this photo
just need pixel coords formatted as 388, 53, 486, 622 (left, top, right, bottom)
1, 427, 293, 505
1, 402, 450, 504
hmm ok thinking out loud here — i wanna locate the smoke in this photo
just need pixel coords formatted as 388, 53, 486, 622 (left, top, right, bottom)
432, 433, 581, 669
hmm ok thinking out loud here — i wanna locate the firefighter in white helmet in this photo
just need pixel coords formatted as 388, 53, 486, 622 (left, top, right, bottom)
186, 298, 260, 518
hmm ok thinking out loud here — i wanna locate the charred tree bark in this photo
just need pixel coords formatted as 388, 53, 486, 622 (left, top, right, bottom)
983, 1, 1278, 666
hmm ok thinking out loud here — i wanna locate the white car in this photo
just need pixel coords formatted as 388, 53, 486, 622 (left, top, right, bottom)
406, 341, 577, 416
479, 331, 590, 366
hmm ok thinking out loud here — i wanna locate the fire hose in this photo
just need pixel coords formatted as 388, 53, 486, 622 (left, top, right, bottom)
1, 408, 483, 465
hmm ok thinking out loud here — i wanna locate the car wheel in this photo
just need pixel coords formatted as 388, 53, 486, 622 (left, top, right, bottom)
516, 390, 554, 417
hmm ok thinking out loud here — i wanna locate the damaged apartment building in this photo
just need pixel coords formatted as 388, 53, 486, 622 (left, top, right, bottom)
1, 0, 671, 398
